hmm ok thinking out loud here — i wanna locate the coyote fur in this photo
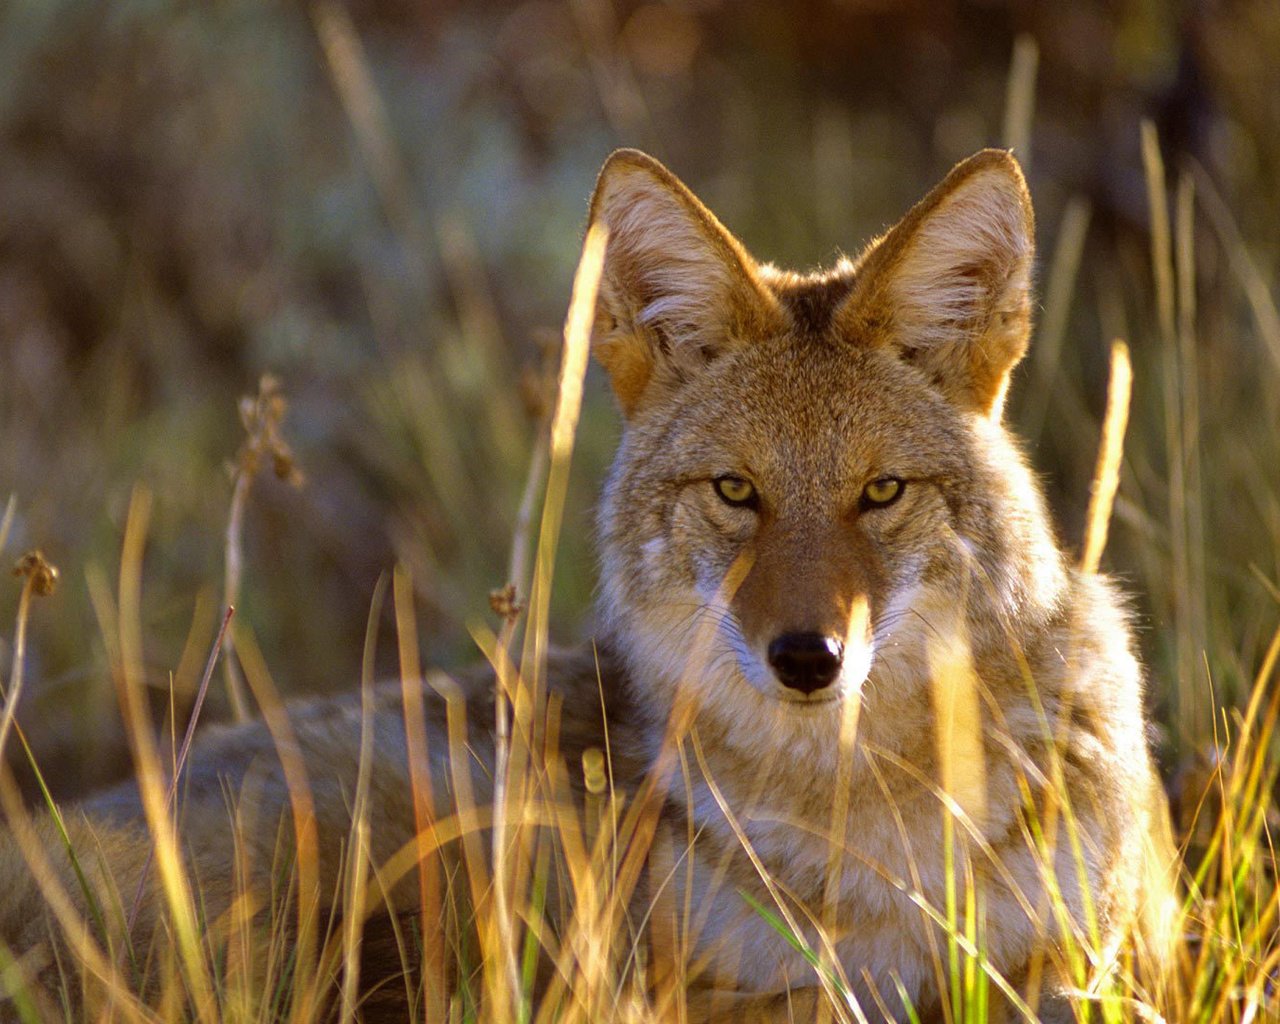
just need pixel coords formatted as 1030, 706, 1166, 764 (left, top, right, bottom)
0, 149, 1175, 1022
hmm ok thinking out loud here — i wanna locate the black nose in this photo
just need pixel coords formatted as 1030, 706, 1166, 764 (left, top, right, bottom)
767, 632, 844, 694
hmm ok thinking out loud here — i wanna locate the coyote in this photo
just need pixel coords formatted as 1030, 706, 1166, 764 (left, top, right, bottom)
0, 149, 1174, 1022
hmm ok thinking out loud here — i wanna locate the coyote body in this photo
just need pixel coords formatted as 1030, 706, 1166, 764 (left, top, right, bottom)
0, 149, 1174, 1022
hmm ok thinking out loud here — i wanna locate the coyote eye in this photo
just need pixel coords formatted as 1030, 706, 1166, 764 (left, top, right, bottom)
861, 477, 903, 509
713, 476, 757, 508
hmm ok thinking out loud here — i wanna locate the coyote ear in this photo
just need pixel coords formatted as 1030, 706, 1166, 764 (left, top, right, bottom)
587, 149, 780, 417
840, 150, 1034, 418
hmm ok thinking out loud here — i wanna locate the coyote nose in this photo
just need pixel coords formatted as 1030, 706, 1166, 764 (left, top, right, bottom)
768, 633, 844, 694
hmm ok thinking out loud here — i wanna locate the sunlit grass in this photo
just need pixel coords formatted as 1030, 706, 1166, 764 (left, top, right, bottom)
1, 25, 1279, 1024
10, 196, 1278, 1022
2, 325, 1278, 1024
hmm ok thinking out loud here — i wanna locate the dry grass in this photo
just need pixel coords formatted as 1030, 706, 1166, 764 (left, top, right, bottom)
1, 177, 1277, 1019
1, 7, 1279, 1023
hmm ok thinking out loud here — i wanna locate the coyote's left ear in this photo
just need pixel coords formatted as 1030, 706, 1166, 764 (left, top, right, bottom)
839, 149, 1034, 418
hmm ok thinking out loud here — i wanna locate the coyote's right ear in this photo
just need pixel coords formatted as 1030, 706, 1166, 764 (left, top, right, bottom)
586, 150, 780, 417
839, 149, 1034, 419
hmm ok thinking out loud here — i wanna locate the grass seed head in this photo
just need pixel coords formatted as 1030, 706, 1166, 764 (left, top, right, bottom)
12, 550, 59, 597
489, 582, 522, 621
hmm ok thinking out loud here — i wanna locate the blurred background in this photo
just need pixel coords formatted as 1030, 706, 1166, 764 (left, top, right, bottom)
1, 0, 1277, 802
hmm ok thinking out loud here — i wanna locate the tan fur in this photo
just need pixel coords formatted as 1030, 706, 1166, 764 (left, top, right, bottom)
0, 150, 1176, 1023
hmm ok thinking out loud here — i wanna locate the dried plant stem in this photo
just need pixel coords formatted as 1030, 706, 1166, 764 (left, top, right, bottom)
505, 429, 552, 647
494, 223, 608, 1016
1141, 121, 1200, 736
312, 0, 421, 252
222, 375, 302, 723
487, 382, 551, 1016
0, 495, 14, 555
1190, 160, 1280, 378
391, 566, 446, 1020
1142, 123, 1177, 345
568, 0, 654, 148
1026, 198, 1091, 443
1001, 34, 1039, 168
0, 580, 35, 763
1175, 170, 1208, 713
338, 574, 386, 1024
222, 474, 254, 722
437, 666, 494, 976
2, 548, 58, 759
819, 603, 866, 1024
1080, 341, 1134, 575
125, 605, 235, 934
233, 626, 322, 1022
520, 223, 607, 683
95, 488, 217, 1022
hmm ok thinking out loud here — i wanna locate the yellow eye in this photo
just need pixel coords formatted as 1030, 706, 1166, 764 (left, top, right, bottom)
862, 477, 903, 508
714, 476, 757, 507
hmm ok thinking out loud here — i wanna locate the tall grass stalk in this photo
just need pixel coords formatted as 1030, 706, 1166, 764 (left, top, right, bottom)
1, 555, 49, 760
1025, 197, 1092, 444
1081, 341, 1134, 575
124, 605, 233, 934
393, 565, 446, 1020
232, 625, 324, 1022
1141, 120, 1204, 742
337, 574, 387, 1024
1001, 34, 1038, 169
0, 496, 14, 557
93, 489, 219, 1021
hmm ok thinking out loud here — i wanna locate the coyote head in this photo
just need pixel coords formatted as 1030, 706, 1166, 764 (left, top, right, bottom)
587, 149, 1067, 749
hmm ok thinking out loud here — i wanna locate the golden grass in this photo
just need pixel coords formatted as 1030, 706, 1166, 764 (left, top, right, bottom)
1, 39, 1278, 1024
1, 236, 1277, 1024
1080, 341, 1133, 577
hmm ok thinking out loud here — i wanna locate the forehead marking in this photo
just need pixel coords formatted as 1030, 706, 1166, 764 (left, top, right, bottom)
777, 274, 857, 335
